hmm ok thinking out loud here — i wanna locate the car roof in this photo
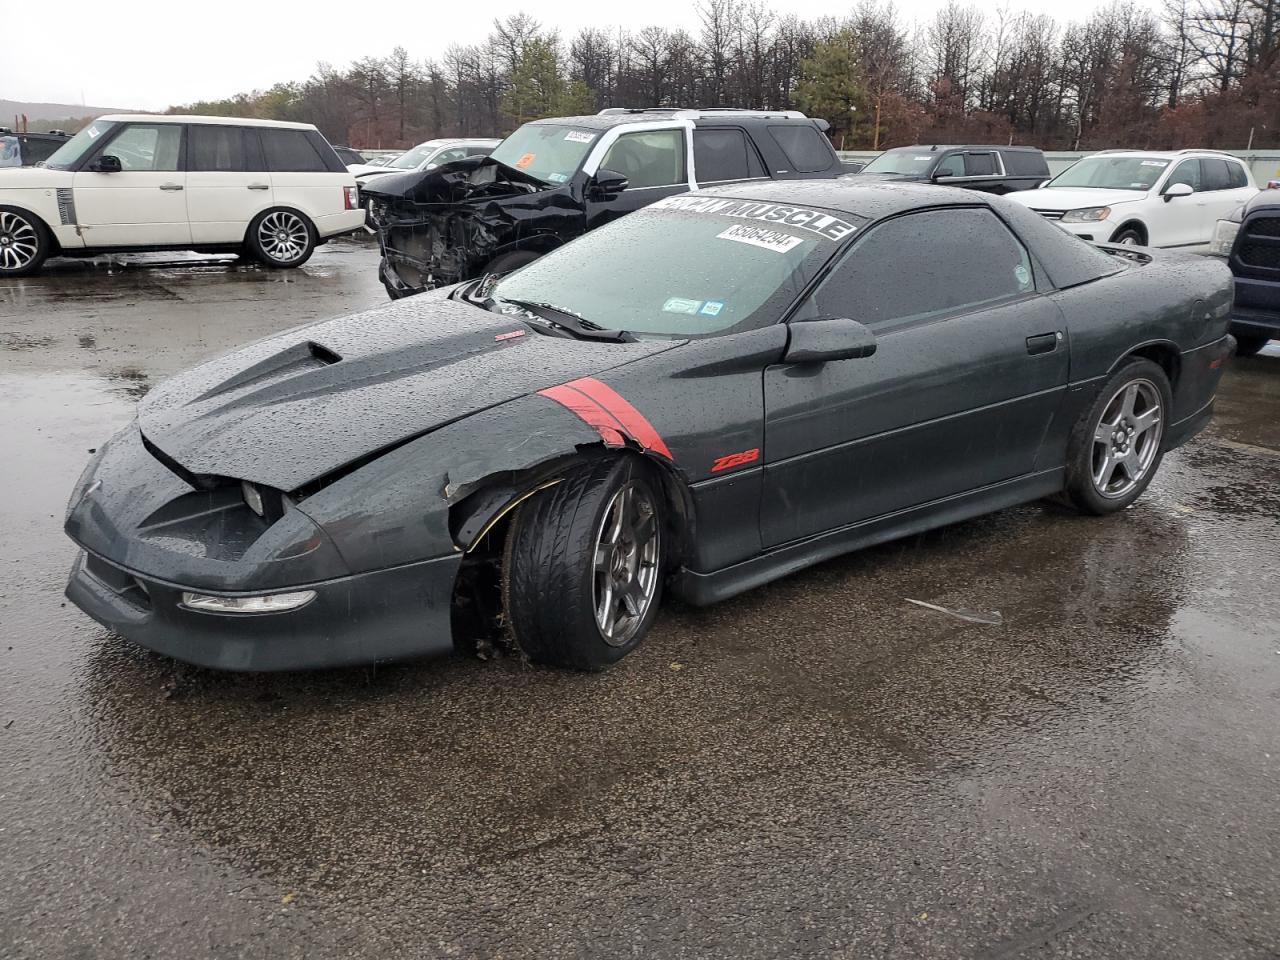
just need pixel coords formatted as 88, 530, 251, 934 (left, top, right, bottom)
98, 114, 317, 131
694, 179, 991, 219
1083, 149, 1238, 160
885, 144, 1043, 152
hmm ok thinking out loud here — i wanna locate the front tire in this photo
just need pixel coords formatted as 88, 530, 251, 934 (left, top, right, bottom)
246, 209, 316, 269
482, 249, 541, 278
1062, 359, 1172, 515
0, 207, 51, 277
1235, 335, 1270, 357
1111, 226, 1145, 246
503, 456, 664, 670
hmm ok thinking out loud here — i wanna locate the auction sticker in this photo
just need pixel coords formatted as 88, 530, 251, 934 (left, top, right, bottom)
564, 130, 595, 143
717, 224, 804, 253
653, 195, 859, 241
663, 297, 703, 314
516, 153, 536, 169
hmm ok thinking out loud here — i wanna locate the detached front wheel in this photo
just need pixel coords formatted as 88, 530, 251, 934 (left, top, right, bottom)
503, 457, 664, 670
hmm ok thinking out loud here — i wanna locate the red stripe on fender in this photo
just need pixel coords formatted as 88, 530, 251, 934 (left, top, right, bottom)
564, 377, 674, 461
538, 383, 627, 448
538, 377, 674, 461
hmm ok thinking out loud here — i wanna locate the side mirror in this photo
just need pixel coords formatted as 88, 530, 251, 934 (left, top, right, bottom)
90, 155, 121, 173
784, 318, 877, 364
1163, 181, 1194, 202
589, 168, 629, 199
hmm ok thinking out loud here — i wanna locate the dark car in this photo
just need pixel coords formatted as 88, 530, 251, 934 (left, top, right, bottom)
64, 181, 1234, 673
0, 129, 70, 168
1211, 190, 1280, 356
330, 145, 366, 166
362, 108, 847, 299
851, 144, 1050, 194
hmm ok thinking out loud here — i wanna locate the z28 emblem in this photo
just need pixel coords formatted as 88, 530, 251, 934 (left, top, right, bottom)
711, 448, 760, 473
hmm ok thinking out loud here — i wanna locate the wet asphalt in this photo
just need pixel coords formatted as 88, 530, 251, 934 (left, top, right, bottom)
1, 241, 1278, 960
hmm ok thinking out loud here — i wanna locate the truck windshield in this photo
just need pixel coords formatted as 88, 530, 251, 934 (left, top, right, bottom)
1047, 156, 1169, 191
488, 124, 598, 184
488, 197, 863, 337
861, 148, 939, 176
44, 120, 117, 171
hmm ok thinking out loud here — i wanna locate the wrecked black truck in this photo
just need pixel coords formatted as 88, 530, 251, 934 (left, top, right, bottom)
363, 107, 849, 299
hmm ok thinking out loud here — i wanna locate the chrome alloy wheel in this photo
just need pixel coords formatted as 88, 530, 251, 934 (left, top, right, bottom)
256, 211, 309, 263
0, 211, 39, 271
1092, 379, 1163, 499
592, 481, 661, 646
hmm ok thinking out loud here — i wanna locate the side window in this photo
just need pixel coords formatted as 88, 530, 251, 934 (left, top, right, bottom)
1200, 158, 1231, 191
1001, 150, 1048, 177
768, 124, 833, 173
1226, 160, 1249, 189
693, 128, 765, 183
1165, 159, 1201, 192
103, 124, 182, 172
259, 128, 327, 173
935, 153, 965, 177
599, 130, 686, 189
964, 152, 998, 176
188, 125, 245, 172
802, 208, 1036, 333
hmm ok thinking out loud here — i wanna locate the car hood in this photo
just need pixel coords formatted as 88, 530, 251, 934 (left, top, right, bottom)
0, 165, 71, 188
360, 155, 548, 206
1009, 188, 1147, 210
137, 295, 677, 491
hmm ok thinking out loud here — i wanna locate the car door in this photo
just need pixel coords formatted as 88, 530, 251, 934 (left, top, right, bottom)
72, 122, 190, 247
760, 206, 1069, 547
583, 126, 691, 231
186, 125, 271, 244
1147, 158, 1204, 248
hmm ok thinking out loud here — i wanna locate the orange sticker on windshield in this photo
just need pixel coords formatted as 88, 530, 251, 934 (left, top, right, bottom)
516, 153, 535, 169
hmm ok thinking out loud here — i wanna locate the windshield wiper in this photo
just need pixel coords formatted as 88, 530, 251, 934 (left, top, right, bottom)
493, 297, 635, 342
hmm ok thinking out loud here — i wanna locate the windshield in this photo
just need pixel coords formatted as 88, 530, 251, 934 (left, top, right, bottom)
1047, 156, 1169, 191
861, 148, 938, 177
44, 120, 116, 171
488, 123, 598, 184
387, 141, 445, 170
488, 196, 864, 337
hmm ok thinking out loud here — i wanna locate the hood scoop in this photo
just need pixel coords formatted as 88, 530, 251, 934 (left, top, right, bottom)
194, 341, 342, 404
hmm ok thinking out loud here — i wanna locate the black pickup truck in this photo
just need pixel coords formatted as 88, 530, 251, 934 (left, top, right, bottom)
363, 108, 848, 299
0, 129, 70, 168
1212, 189, 1280, 356
849, 144, 1050, 194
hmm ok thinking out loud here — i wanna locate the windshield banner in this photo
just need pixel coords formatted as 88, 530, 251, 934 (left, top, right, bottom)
652, 195, 859, 241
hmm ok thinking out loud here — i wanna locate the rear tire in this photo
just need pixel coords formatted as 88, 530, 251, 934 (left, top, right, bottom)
1062, 358, 1172, 515
246, 208, 316, 269
1235, 335, 1270, 357
0, 206, 51, 277
503, 456, 664, 670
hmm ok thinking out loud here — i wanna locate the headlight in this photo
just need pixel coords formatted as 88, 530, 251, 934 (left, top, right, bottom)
1061, 206, 1111, 223
1209, 219, 1241, 257
181, 590, 317, 614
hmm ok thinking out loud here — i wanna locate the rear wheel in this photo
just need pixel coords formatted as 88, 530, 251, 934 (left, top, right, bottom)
0, 207, 50, 277
246, 209, 316, 268
1062, 359, 1171, 515
1235, 335, 1270, 357
503, 456, 664, 670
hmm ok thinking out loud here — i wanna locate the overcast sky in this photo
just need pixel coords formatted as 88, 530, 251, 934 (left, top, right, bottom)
4, 0, 1154, 112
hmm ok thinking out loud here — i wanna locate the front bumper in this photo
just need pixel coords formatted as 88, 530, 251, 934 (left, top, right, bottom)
1229, 276, 1280, 339
1056, 219, 1115, 243
66, 549, 461, 671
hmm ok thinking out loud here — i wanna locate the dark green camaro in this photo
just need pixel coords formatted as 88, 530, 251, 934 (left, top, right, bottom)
65, 181, 1235, 671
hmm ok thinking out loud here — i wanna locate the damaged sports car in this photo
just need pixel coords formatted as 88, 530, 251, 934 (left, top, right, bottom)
363, 108, 848, 299
65, 181, 1234, 672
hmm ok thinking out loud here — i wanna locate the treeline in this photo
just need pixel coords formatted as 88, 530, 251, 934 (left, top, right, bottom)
169, 0, 1280, 151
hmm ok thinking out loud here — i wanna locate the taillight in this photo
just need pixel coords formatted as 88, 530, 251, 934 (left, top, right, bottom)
344, 185, 358, 210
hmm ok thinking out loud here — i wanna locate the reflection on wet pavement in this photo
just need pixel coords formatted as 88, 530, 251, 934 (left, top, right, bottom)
1, 242, 1278, 959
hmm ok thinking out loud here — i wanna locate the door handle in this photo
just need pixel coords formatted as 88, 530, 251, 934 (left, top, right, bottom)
1026, 332, 1061, 355
247, 183, 270, 190
159, 182, 183, 191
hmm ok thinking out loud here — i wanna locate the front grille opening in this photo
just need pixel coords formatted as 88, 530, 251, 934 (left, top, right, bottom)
84, 554, 152, 611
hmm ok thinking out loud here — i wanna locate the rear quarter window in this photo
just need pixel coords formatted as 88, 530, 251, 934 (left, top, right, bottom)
767, 124, 834, 174
1001, 150, 1049, 177
260, 128, 328, 173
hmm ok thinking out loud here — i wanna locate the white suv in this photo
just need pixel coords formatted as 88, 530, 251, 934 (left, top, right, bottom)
0, 115, 364, 277
1008, 149, 1258, 250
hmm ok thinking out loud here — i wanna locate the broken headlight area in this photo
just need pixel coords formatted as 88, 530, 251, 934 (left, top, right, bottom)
380, 211, 503, 292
